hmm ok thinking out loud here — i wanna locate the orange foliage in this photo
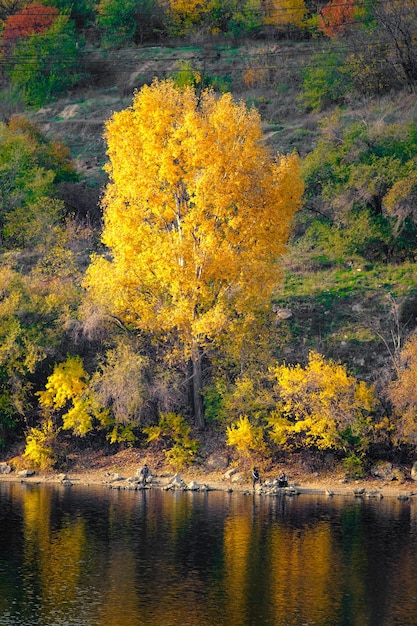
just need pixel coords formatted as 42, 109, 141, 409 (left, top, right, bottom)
386, 332, 417, 445
318, 0, 355, 38
3, 2, 59, 46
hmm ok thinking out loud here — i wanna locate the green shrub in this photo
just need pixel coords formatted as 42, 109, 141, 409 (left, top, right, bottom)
298, 50, 350, 111
343, 454, 364, 479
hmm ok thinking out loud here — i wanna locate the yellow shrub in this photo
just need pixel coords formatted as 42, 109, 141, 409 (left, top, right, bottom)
226, 415, 266, 457
268, 351, 378, 451
143, 412, 199, 469
23, 419, 59, 470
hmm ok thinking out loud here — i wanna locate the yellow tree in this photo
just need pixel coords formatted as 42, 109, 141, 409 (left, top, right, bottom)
164, 0, 211, 35
262, 0, 307, 29
85, 79, 303, 428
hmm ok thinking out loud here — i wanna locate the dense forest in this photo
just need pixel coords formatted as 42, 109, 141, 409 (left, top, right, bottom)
0, 0, 417, 478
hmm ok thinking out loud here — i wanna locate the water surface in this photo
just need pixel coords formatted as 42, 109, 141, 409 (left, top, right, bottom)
1, 482, 416, 625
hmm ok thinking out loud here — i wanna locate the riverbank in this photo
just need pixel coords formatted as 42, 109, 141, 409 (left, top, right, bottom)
1, 447, 416, 500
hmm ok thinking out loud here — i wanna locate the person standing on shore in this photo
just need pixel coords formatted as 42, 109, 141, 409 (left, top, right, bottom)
139, 463, 150, 485
252, 467, 261, 490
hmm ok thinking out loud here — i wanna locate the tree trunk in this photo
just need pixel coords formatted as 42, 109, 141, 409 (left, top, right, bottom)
191, 341, 205, 430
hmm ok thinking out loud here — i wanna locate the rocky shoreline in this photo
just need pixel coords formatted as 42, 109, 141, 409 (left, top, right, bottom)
1, 461, 417, 501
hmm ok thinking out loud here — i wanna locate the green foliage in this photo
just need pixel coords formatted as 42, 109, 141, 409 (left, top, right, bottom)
171, 60, 232, 94
209, 0, 261, 37
301, 112, 417, 262
46, 0, 96, 29
7, 116, 78, 183
5, 197, 66, 248
171, 60, 202, 89
7, 15, 82, 107
0, 221, 90, 444
143, 412, 199, 469
0, 117, 77, 248
299, 211, 393, 265
107, 422, 136, 445
298, 49, 350, 111
0, 367, 17, 447
203, 380, 228, 422
0, 124, 53, 245
96, 0, 165, 46
342, 453, 364, 479
0, 265, 72, 377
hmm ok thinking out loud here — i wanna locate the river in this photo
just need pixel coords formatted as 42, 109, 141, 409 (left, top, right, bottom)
0, 482, 416, 625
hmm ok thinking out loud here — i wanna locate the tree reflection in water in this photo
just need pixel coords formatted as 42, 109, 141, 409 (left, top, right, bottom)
0, 483, 417, 625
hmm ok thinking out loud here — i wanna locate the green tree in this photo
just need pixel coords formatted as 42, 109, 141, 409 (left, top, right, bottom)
0, 119, 89, 450
7, 15, 82, 107
211, 0, 260, 36
0, 117, 77, 247
85, 79, 303, 428
45, 0, 96, 30
96, 0, 166, 46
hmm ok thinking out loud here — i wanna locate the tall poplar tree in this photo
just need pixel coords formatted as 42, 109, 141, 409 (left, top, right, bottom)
85, 79, 303, 428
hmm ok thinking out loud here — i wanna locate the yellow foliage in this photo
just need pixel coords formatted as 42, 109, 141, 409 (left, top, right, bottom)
268, 351, 378, 450
107, 423, 136, 445
61, 397, 111, 437
263, 0, 307, 28
23, 418, 59, 469
143, 424, 163, 443
165, 442, 197, 470
37, 356, 112, 438
143, 412, 199, 469
165, 0, 212, 33
85, 79, 303, 362
37, 356, 88, 410
226, 415, 265, 456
